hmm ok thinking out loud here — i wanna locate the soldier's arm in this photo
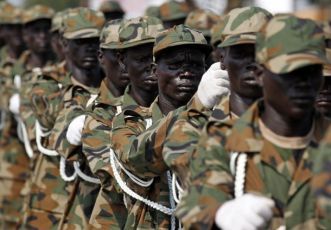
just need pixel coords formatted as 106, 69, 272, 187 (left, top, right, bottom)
176, 122, 234, 229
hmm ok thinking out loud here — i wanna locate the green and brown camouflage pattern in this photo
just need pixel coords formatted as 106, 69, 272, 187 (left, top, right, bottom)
117, 16, 164, 49
0, 3, 23, 25
51, 10, 67, 33
184, 9, 219, 37
145, 6, 161, 19
177, 100, 331, 229
256, 14, 329, 74
99, 0, 124, 13
100, 18, 124, 50
62, 7, 105, 40
22, 4, 54, 24
219, 6, 272, 48
153, 24, 211, 57
159, 1, 190, 22
210, 16, 226, 47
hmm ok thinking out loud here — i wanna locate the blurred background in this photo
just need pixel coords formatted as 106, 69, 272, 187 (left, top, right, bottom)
6, 0, 331, 20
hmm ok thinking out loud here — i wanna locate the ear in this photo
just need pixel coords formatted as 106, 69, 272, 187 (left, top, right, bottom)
98, 49, 104, 65
151, 62, 157, 76
254, 63, 264, 87
117, 50, 127, 72
219, 47, 227, 70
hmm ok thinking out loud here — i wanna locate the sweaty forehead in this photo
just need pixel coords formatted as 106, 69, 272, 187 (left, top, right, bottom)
160, 46, 205, 60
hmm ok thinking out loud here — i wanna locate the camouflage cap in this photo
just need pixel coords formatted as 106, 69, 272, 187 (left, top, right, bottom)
118, 16, 164, 49
184, 9, 220, 37
22, 5, 55, 24
51, 10, 67, 33
321, 21, 331, 40
0, 3, 23, 24
145, 6, 160, 18
219, 6, 272, 48
62, 7, 105, 40
99, 1, 124, 13
100, 18, 124, 49
256, 15, 329, 74
324, 48, 331, 76
210, 17, 226, 47
153, 24, 211, 57
159, 1, 190, 22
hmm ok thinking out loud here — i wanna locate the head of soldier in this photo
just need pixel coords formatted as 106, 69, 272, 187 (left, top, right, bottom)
255, 15, 327, 120
50, 10, 67, 61
159, 1, 190, 29
0, 4, 25, 52
61, 7, 105, 70
218, 6, 272, 100
117, 16, 164, 95
22, 5, 54, 55
99, 18, 128, 95
315, 21, 331, 118
153, 25, 211, 109
99, 1, 124, 21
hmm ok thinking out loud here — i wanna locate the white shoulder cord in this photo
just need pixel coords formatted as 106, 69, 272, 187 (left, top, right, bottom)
109, 148, 154, 187
167, 171, 177, 230
109, 148, 175, 215
234, 153, 247, 198
116, 106, 122, 115
73, 161, 101, 184
171, 173, 184, 204
16, 118, 24, 142
0, 110, 5, 130
14, 74, 21, 89
145, 118, 153, 129
86, 94, 98, 108
59, 157, 77, 182
16, 117, 34, 158
230, 152, 239, 176
35, 120, 59, 157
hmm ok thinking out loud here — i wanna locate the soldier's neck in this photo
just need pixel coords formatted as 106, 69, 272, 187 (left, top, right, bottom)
129, 85, 157, 108
105, 77, 125, 98
27, 51, 52, 68
261, 102, 314, 137
230, 92, 257, 117
71, 66, 103, 88
158, 93, 183, 115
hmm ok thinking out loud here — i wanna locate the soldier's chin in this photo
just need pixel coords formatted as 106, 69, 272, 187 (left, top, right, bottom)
82, 60, 98, 68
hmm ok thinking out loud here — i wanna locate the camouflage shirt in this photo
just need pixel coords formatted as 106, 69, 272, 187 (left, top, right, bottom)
177, 100, 331, 229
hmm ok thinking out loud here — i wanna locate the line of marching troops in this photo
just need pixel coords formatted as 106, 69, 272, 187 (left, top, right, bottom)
1, 0, 331, 229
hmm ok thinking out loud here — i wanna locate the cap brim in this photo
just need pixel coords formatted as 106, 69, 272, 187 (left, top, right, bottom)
323, 64, 331, 76
119, 38, 155, 49
265, 53, 330, 74
63, 28, 100, 39
218, 33, 256, 48
154, 42, 212, 57
23, 16, 52, 24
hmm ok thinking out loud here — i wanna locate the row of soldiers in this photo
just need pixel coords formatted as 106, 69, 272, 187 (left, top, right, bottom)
0, 0, 331, 229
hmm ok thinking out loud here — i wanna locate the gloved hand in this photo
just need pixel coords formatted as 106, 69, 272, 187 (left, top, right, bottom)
9, 93, 20, 115
66, 115, 86, 146
215, 193, 274, 230
197, 62, 230, 109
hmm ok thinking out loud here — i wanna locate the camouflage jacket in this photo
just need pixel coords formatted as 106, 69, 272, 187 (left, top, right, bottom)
177, 100, 331, 229
81, 80, 127, 228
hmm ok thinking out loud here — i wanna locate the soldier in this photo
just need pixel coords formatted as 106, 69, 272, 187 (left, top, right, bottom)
159, 1, 191, 29
50, 11, 66, 62
210, 17, 226, 63
20, 9, 74, 230
163, 6, 272, 191
145, 5, 161, 18
99, 0, 125, 21
76, 19, 129, 229
110, 24, 211, 229
177, 14, 331, 229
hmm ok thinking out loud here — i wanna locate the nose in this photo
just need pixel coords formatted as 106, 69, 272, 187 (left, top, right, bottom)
246, 63, 258, 72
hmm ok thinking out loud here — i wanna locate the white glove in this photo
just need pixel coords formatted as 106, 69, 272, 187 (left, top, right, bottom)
197, 62, 230, 109
66, 115, 86, 146
215, 193, 275, 230
9, 93, 20, 115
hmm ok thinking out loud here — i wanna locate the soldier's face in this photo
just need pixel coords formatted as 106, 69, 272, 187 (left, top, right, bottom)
100, 49, 129, 90
222, 44, 262, 99
156, 46, 205, 106
2, 24, 24, 49
66, 37, 100, 69
24, 19, 51, 54
316, 77, 331, 118
261, 64, 323, 119
122, 43, 157, 92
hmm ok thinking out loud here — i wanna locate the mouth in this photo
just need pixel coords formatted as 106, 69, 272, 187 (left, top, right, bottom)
144, 75, 157, 84
242, 74, 258, 86
177, 84, 196, 92
83, 56, 97, 62
290, 96, 315, 105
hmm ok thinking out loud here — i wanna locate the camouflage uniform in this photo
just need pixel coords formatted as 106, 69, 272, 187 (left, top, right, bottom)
177, 15, 331, 229
163, 7, 272, 191
159, 1, 190, 23
0, 5, 31, 228
110, 25, 210, 229
79, 19, 128, 229
45, 8, 105, 229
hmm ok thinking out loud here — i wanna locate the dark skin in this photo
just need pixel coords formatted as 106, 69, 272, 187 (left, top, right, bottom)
316, 77, 331, 118
51, 31, 65, 62
221, 44, 263, 116
119, 43, 157, 107
256, 64, 323, 137
155, 46, 206, 115
63, 37, 103, 88
23, 19, 54, 68
0, 25, 7, 48
98, 48, 129, 97
2, 24, 25, 60
103, 11, 124, 21
163, 17, 186, 29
